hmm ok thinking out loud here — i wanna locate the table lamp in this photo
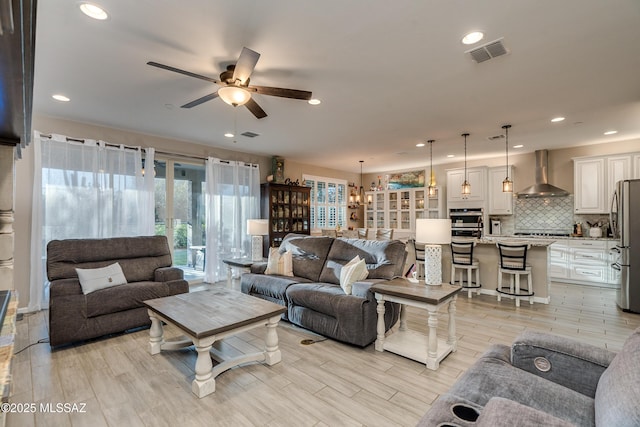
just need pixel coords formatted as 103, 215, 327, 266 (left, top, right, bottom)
247, 219, 269, 261
415, 218, 452, 286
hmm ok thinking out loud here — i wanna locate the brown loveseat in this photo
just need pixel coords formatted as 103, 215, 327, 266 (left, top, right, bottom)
47, 235, 189, 347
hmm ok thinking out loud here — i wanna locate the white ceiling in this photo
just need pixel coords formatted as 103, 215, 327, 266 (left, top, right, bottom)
33, 0, 640, 174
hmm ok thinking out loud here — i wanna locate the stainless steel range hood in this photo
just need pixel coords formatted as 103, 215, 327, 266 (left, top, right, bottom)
517, 150, 570, 198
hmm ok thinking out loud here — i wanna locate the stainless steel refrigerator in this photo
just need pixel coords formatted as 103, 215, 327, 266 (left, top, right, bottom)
611, 179, 640, 313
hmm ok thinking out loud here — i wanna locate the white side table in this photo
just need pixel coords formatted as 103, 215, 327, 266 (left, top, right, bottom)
222, 257, 267, 287
371, 279, 460, 370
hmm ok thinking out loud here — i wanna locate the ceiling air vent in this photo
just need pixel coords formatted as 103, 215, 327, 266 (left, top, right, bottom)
487, 134, 505, 141
241, 131, 259, 138
466, 38, 508, 63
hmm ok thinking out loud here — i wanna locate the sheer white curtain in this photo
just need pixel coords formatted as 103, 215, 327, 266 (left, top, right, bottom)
204, 158, 260, 283
28, 132, 155, 311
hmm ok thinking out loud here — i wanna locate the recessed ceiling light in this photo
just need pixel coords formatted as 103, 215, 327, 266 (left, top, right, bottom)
308, 99, 321, 105
551, 117, 565, 123
52, 94, 70, 102
513, 144, 524, 149
224, 133, 234, 138
416, 143, 425, 147
447, 154, 455, 158
462, 31, 484, 45
604, 130, 618, 135
79, 2, 109, 20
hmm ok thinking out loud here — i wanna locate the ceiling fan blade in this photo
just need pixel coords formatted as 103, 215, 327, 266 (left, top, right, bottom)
251, 85, 312, 100
147, 61, 220, 85
181, 92, 219, 108
244, 98, 267, 119
232, 47, 260, 85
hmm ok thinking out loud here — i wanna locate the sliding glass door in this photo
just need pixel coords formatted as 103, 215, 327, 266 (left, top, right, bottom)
154, 158, 206, 281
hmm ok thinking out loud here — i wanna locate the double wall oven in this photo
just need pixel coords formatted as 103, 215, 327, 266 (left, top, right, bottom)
449, 208, 483, 238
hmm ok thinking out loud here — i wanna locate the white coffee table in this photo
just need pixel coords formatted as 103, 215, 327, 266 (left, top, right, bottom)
144, 288, 286, 398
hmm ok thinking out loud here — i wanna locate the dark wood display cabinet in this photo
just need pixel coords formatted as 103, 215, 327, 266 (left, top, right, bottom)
261, 183, 311, 253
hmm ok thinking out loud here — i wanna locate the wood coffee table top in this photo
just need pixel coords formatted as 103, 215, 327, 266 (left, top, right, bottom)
144, 288, 286, 339
371, 279, 461, 305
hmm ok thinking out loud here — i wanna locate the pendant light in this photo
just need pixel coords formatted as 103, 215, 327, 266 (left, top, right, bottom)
427, 140, 437, 197
358, 160, 364, 204
502, 124, 513, 192
461, 133, 471, 197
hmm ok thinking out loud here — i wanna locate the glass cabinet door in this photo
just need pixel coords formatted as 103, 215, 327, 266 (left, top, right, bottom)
389, 211, 398, 229
388, 192, 398, 210
376, 193, 385, 211
376, 211, 385, 229
365, 192, 375, 228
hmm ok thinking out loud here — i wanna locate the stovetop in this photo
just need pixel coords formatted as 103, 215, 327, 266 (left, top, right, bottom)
514, 232, 571, 238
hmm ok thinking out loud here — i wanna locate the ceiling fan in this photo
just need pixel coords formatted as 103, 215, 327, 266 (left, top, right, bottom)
147, 47, 312, 119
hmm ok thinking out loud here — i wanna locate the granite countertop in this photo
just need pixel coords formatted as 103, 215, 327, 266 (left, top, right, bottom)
452, 236, 556, 246
478, 236, 556, 246
475, 235, 619, 246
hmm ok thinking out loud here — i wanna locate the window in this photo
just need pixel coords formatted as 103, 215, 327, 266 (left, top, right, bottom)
304, 175, 347, 229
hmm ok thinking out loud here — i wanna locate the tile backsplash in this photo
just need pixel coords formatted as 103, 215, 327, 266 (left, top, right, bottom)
514, 195, 574, 234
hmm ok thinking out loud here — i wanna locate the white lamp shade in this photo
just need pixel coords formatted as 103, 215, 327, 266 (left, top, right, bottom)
247, 219, 269, 236
415, 219, 452, 244
218, 86, 251, 106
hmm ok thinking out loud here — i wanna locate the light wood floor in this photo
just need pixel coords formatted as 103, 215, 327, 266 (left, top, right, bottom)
8, 281, 640, 427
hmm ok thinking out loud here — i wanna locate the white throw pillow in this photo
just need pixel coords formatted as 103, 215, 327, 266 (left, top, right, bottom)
340, 256, 369, 295
76, 262, 128, 294
264, 248, 294, 276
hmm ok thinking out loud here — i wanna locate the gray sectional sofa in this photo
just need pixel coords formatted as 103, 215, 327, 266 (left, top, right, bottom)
240, 233, 407, 347
418, 328, 640, 426
47, 235, 189, 347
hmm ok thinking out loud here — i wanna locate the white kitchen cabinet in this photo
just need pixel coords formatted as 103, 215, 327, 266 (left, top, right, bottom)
488, 166, 513, 215
569, 240, 608, 284
549, 241, 570, 280
607, 156, 631, 209
573, 158, 606, 213
446, 167, 487, 204
574, 154, 633, 214
634, 154, 640, 179
365, 191, 386, 229
366, 187, 441, 232
551, 239, 618, 287
414, 187, 443, 223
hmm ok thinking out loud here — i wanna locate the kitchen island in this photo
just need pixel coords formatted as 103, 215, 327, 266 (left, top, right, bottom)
441, 236, 554, 304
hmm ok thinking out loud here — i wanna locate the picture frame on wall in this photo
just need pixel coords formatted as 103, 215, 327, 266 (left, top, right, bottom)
388, 169, 426, 189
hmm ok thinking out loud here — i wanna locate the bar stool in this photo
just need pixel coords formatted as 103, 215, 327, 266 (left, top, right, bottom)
450, 241, 481, 298
496, 243, 533, 307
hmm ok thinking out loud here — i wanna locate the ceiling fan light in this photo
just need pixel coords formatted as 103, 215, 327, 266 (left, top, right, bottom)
218, 86, 251, 106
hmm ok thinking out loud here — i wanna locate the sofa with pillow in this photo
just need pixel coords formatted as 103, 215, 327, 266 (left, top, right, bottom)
240, 233, 407, 347
417, 327, 640, 426
47, 235, 189, 347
